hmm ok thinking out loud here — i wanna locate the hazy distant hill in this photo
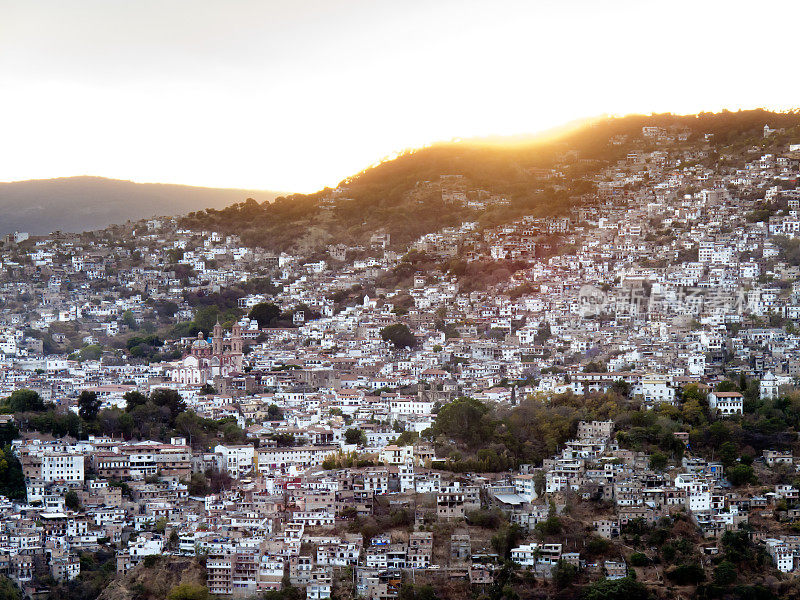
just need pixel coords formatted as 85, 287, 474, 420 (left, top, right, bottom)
0, 176, 281, 236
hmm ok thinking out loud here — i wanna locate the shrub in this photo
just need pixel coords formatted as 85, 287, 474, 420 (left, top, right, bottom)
727, 464, 757, 486
713, 560, 737, 585
666, 562, 705, 585
552, 560, 578, 589
581, 577, 649, 600
166, 584, 209, 600
142, 555, 160, 568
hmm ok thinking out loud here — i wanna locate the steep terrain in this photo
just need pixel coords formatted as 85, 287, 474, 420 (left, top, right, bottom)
180, 109, 800, 255
0, 176, 280, 236
97, 557, 205, 600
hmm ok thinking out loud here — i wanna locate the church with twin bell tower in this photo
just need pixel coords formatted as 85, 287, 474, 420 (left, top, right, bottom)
169, 320, 244, 384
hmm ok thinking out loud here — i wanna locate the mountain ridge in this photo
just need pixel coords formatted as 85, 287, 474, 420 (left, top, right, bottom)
179, 109, 800, 255
0, 176, 281, 236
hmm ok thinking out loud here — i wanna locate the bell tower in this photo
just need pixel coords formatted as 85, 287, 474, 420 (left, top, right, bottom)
231, 323, 243, 354
212, 320, 224, 355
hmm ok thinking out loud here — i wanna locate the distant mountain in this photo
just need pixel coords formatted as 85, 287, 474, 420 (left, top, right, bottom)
0, 176, 281, 236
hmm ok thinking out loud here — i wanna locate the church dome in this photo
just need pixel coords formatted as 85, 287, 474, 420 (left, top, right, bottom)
192, 332, 209, 348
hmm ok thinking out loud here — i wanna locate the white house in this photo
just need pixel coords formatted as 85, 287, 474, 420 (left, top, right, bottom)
707, 391, 743, 417
638, 374, 676, 405
687, 491, 711, 512
214, 444, 255, 478
765, 538, 796, 573
41, 453, 85, 482
513, 474, 539, 502
760, 373, 780, 401
379, 445, 414, 466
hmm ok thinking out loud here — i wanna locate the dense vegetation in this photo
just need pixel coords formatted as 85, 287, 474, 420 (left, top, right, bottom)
0, 388, 246, 451
380, 323, 416, 349
0, 577, 21, 600
619, 517, 779, 599
44, 549, 117, 600
425, 375, 798, 479
0, 445, 26, 500
427, 392, 612, 472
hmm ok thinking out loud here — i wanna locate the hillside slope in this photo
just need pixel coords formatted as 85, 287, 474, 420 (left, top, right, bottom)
97, 557, 205, 600
181, 109, 800, 255
0, 176, 281, 236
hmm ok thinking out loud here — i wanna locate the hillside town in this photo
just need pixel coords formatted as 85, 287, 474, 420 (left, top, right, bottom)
3, 122, 800, 599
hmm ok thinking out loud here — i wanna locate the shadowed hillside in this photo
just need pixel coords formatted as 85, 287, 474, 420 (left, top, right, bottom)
0, 176, 281, 236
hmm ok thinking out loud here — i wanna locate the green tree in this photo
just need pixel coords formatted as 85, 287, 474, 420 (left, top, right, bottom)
155, 300, 179, 319
188, 472, 209, 496
123, 391, 148, 412
629, 552, 649, 567
77, 344, 103, 362
430, 397, 491, 448
682, 383, 707, 403
0, 447, 25, 500
721, 530, 752, 563
0, 420, 19, 446
395, 431, 419, 446
713, 560, 737, 585
155, 517, 167, 533
727, 464, 756, 486
168, 529, 180, 550
718, 441, 738, 467
344, 428, 367, 446
194, 307, 222, 333
398, 584, 440, 600
465, 509, 504, 529
739, 373, 748, 392
0, 576, 21, 600
262, 585, 303, 600
167, 248, 185, 264
249, 303, 281, 328
583, 361, 607, 373
681, 398, 707, 426
535, 512, 562, 538
65, 490, 81, 511
219, 420, 246, 444
78, 390, 101, 422
121, 310, 138, 331
666, 562, 705, 585
581, 577, 649, 600
380, 323, 416, 349
491, 523, 524, 559
273, 433, 296, 447
149, 388, 187, 420
5, 389, 45, 413
649, 451, 668, 471
126, 334, 164, 361
552, 560, 578, 589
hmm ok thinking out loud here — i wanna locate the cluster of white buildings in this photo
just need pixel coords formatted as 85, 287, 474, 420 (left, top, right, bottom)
1, 123, 800, 594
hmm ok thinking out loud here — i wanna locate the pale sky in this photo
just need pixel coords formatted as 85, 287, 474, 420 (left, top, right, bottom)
1, 0, 799, 193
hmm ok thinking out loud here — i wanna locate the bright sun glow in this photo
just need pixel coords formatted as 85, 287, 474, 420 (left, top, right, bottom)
1, 0, 799, 193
